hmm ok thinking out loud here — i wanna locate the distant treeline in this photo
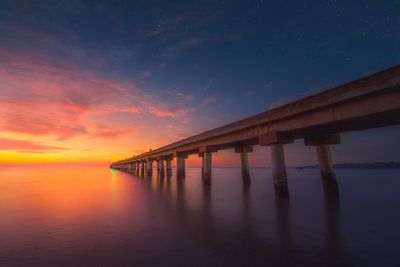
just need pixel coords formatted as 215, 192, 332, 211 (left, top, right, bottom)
299, 162, 400, 169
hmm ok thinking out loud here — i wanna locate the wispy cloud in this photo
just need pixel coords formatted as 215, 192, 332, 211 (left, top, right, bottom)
162, 36, 202, 59
246, 91, 255, 96
0, 48, 193, 141
0, 137, 67, 153
202, 96, 217, 105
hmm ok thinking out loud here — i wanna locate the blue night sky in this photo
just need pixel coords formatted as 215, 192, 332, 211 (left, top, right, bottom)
0, 0, 399, 166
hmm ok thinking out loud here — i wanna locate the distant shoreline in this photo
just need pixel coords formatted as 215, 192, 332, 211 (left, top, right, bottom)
295, 162, 400, 170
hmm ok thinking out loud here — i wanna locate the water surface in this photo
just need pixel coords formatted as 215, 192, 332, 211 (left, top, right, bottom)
1, 166, 399, 266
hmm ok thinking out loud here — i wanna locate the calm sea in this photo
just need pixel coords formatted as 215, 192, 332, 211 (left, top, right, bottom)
1, 166, 399, 266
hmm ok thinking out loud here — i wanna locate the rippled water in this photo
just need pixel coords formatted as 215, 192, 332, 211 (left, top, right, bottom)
1, 166, 399, 266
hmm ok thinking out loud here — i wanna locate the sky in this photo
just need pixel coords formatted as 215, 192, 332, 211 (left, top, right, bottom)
0, 0, 399, 167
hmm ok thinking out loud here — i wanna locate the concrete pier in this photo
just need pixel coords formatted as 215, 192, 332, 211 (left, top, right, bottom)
141, 161, 145, 177
316, 145, 339, 196
235, 146, 253, 186
166, 158, 172, 177
270, 143, 289, 198
147, 159, 153, 177
176, 155, 187, 180
202, 152, 212, 186
199, 153, 204, 179
159, 158, 165, 178
305, 134, 340, 197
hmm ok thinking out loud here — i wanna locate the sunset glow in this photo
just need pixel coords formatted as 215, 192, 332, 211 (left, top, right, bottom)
1, 1, 399, 167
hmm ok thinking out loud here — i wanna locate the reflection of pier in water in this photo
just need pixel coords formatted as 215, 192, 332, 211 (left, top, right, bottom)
112, 66, 400, 199
130, 172, 352, 266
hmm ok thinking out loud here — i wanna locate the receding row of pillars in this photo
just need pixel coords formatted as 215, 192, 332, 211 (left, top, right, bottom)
112, 155, 187, 180
111, 133, 340, 199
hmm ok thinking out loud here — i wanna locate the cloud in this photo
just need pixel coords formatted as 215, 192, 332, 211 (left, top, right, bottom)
0, 50, 140, 139
0, 42, 196, 140
202, 96, 217, 104
146, 16, 188, 37
139, 70, 152, 79
177, 92, 195, 102
147, 105, 193, 119
162, 36, 202, 59
90, 125, 133, 139
246, 91, 255, 96
0, 137, 66, 152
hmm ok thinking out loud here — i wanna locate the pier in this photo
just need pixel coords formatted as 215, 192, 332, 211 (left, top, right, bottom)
111, 65, 400, 198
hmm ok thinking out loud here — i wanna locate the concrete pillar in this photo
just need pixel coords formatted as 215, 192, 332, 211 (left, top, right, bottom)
270, 143, 289, 198
240, 153, 250, 186
200, 153, 205, 178
176, 156, 186, 180
147, 159, 153, 177
141, 161, 145, 177
159, 159, 165, 178
156, 160, 160, 176
305, 133, 340, 197
316, 145, 339, 197
166, 158, 172, 177
202, 152, 212, 186
235, 146, 253, 186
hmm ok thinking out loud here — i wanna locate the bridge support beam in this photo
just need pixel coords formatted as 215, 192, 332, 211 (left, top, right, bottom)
158, 158, 165, 178
259, 132, 292, 198
270, 143, 290, 198
203, 152, 212, 186
199, 146, 217, 186
176, 154, 187, 180
141, 161, 145, 177
235, 146, 253, 186
147, 159, 153, 177
166, 158, 173, 177
305, 134, 340, 197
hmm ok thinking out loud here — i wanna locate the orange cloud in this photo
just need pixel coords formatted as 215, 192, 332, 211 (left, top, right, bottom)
90, 125, 133, 139
0, 137, 66, 153
0, 49, 141, 140
147, 106, 193, 118
0, 46, 199, 164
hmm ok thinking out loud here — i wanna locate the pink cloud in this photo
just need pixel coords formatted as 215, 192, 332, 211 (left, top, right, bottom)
0, 43, 196, 147
0, 49, 140, 140
90, 125, 133, 139
147, 106, 193, 118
